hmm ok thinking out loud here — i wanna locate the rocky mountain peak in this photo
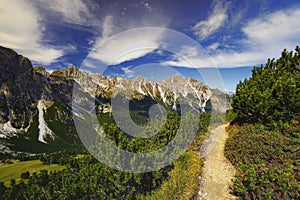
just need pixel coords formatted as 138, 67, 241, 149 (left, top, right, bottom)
33, 66, 50, 77
50, 66, 79, 79
0, 46, 33, 84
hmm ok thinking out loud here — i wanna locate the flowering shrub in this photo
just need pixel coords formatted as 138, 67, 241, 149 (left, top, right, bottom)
225, 124, 300, 199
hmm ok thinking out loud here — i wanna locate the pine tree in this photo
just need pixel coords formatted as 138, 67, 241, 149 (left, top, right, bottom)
232, 46, 300, 125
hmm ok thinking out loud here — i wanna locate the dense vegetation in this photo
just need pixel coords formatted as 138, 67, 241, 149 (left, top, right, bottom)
232, 47, 300, 124
225, 123, 299, 199
0, 160, 65, 187
0, 112, 211, 199
226, 47, 300, 199
144, 151, 202, 200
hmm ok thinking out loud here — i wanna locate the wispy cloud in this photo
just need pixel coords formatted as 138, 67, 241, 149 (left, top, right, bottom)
192, 0, 230, 40
0, 0, 63, 65
84, 0, 172, 67
242, 8, 300, 50
161, 44, 213, 68
207, 42, 220, 51
33, 0, 95, 26
166, 7, 300, 68
0, 0, 98, 65
121, 67, 135, 78
89, 28, 166, 65
101, 16, 114, 39
218, 7, 300, 67
178, 45, 199, 57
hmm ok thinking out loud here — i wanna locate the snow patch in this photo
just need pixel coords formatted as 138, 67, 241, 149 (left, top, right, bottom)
3, 121, 18, 133
0, 121, 18, 138
37, 100, 54, 144
0, 143, 14, 154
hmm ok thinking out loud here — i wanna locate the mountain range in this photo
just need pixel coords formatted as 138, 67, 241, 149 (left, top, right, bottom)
0, 46, 230, 155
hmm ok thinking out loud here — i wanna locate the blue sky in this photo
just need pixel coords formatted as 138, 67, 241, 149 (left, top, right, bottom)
0, 0, 300, 91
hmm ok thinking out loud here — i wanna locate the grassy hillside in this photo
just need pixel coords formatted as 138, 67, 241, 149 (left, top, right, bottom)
0, 160, 65, 187
144, 151, 203, 200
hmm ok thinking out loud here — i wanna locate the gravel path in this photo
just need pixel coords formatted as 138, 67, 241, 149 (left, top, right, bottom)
198, 124, 237, 200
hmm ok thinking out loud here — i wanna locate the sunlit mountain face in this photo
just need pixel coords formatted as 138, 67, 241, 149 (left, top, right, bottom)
1, 0, 300, 92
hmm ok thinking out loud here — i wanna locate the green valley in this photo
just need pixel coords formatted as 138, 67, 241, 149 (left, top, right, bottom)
0, 160, 65, 187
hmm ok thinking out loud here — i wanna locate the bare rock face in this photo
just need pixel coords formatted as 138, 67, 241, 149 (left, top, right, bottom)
73, 71, 213, 111
33, 66, 50, 78
0, 46, 33, 84
0, 46, 43, 127
83, 74, 213, 112
210, 89, 232, 113
0, 47, 77, 130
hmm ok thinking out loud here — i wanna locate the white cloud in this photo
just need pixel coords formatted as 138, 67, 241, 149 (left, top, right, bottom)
89, 28, 166, 65
81, 59, 98, 69
161, 43, 214, 68
167, 7, 300, 68
192, 0, 230, 40
121, 67, 135, 78
178, 45, 199, 57
222, 7, 300, 67
162, 45, 271, 68
0, 0, 63, 64
212, 51, 267, 68
162, 58, 212, 69
242, 8, 300, 50
85, 0, 172, 67
38, 0, 93, 25
102, 16, 114, 39
207, 42, 219, 51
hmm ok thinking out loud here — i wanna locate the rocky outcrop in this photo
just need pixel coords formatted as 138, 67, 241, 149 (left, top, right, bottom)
210, 89, 232, 113
0, 46, 43, 127
83, 74, 213, 112
0, 47, 76, 142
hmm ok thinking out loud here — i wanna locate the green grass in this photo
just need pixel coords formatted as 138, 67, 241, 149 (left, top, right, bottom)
144, 151, 204, 200
0, 160, 65, 187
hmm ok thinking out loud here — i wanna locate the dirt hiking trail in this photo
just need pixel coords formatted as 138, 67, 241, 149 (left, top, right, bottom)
198, 124, 237, 200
